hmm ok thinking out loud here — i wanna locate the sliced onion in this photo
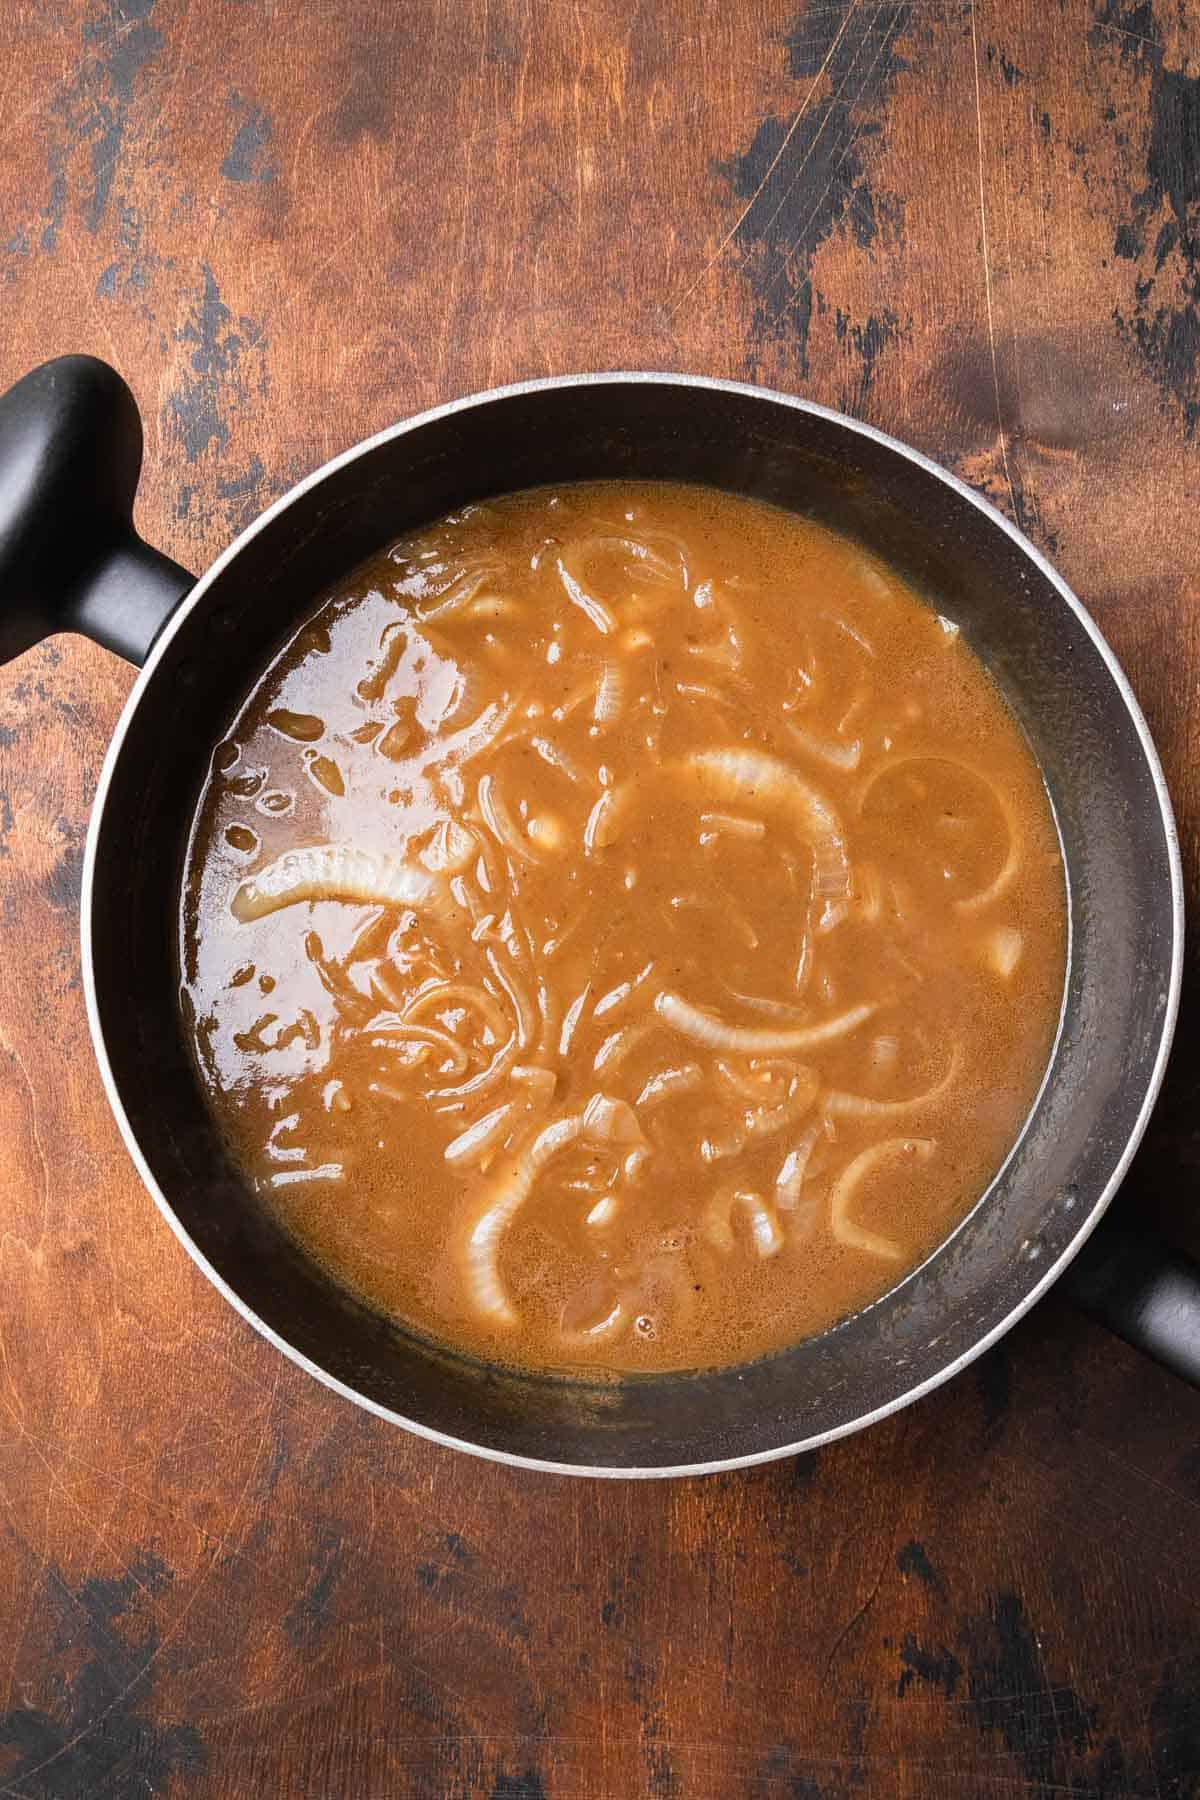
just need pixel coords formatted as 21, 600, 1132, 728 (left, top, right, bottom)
420, 816, 477, 875
415, 563, 502, 621
828, 1138, 934, 1260
367, 1020, 471, 1073
445, 1102, 515, 1166
270, 1164, 344, 1187
464, 1114, 586, 1323
581, 1093, 645, 1146
594, 1019, 654, 1074
593, 662, 624, 725
785, 722, 862, 772
637, 1063, 702, 1108
823, 613, 876, 657
478, 774, 542, 863
428, 1030, 518, 1102
775, 1124, 821, 1210
705, 1189, 783, 1257
402, 980, 509, 1044
699, 811, 766, 840
584, 786, 627, 853
535, 976, 562, 1061
823, 1045, 961, 1119
593, 961, 653, 1019
655, 990, 876, 1055
985, 926, 1024, 978
677, 680, 736, 707
559, 983, 592, 1057
484, 948, 537, 1051
532, 736, 587, 786
464, 1096, 644, 1322
858, 754, 1023, 915
232, 846, 453, 924
556, 556, 616, 634
682, 748, 850, 928
511, 1063, 557, 1101
721, 988, 810, 1023
704, 1064, 818, 1160
420, 700, 512, 772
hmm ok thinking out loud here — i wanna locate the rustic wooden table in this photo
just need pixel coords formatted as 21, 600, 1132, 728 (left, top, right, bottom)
2, 1, 1200, 1794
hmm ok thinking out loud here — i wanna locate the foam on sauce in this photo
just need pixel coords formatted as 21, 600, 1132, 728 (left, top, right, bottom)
181, 482, 1067, 1375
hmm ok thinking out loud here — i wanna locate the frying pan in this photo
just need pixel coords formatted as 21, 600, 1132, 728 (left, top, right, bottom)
0, 354, 1193, 1477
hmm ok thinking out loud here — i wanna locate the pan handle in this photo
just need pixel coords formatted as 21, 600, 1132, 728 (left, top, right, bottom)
0, 355, 194, 668
1060, 1213, 1200, 1387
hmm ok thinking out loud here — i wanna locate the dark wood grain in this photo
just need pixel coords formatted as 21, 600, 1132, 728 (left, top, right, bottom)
3, 2, 1200, 1795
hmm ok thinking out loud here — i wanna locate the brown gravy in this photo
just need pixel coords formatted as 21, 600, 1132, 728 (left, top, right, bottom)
181, 483, 1066, 1375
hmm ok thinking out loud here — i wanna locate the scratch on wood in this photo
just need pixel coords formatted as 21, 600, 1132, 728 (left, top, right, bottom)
968, 0, 1016, 518
669, 0, 862, 318
763, 0, 910, 331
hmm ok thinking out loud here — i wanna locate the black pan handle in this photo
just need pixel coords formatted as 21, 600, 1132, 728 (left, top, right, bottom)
1061, 1214, 1200, 1387
0, 355, 194, 668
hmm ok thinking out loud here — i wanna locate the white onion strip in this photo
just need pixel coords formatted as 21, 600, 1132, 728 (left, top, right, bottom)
775, 1124, 821, 1210
857, 754, 1023, 915
232, 846, 452, 924
556, 557, 616, 635
593, 662, 623, 725
532, 736, 587, 786
637, 1063, 702, 1107
559, 983, 592, 1058
823, 1046, 962, 1119
464, 1094, 645, 1322
785, 722, 862, 772
828, 1138, 934, 1261
444, 1102, 515, 1166
484, 947, 537, 1051
699, 811, 766, 840
705, 1190, 783, 1257
402, 980, 509, 1044
655, 991, 876, 1055
594, 1019, 653, 1074
465, 1115, 585, 1322
584, 786, 627, 853
367, 1021, 470, 1073
478, 774, 541, 863
682, 748, 850, 929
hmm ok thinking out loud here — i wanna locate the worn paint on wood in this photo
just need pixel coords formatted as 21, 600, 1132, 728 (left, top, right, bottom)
2, 2, 1200, 1794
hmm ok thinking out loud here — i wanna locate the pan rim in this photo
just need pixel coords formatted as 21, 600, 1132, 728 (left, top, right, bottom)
80, 370, 1185, 1477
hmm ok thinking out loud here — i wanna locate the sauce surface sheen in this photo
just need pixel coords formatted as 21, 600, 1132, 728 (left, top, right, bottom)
181, 482, 1067, 1375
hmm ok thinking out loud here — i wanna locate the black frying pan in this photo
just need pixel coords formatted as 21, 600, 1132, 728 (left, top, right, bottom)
0, 354, 1192, 1476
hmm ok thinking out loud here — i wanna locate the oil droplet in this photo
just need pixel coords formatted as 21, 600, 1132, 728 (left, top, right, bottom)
225, 824, 258, 854
226, 769, 265, 798
267, 708, 325, 742
258, 790, 294, 816
307, 755, 345, 797
229, 963, 255, 987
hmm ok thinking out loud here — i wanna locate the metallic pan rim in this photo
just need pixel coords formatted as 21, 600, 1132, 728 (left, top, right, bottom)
80, 372, 1186, 1479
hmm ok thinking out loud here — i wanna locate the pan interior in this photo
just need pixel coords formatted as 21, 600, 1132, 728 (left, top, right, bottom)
87, 379, 1177, 1470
